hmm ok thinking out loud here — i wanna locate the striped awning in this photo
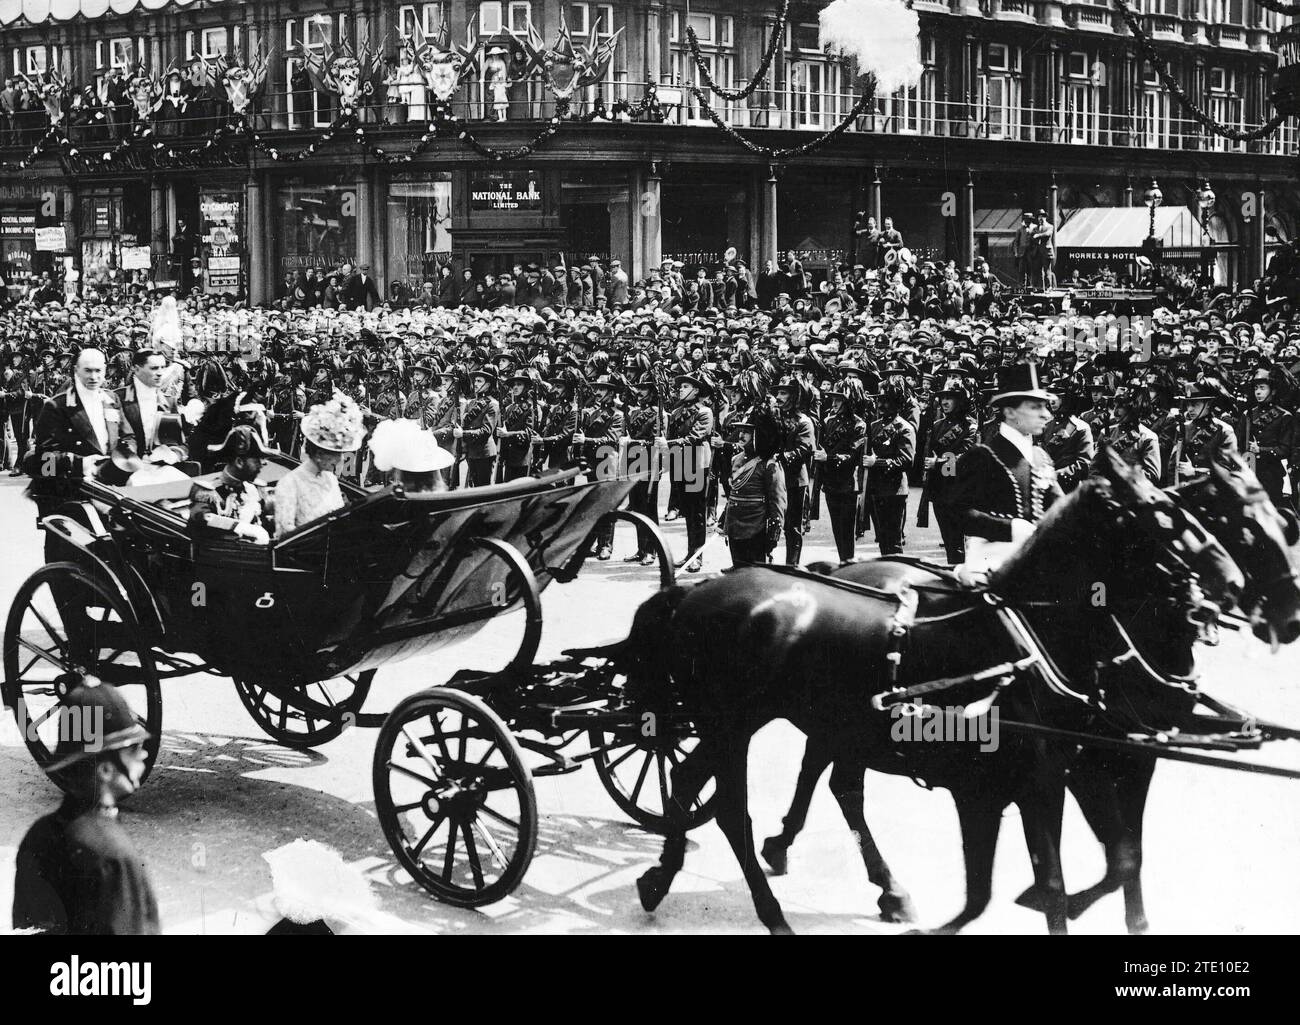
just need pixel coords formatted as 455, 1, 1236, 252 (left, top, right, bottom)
0, 0, 225, 26
1056, 206, 1223, 251
973, 208, 1026, 236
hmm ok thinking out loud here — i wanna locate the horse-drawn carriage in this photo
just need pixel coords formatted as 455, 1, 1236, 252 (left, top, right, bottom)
3, 455, 711, 907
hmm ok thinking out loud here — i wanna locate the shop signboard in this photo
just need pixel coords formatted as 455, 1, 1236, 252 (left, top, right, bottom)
469, 170, 543, 213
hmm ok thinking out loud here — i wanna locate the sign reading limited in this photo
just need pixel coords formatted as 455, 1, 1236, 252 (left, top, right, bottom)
469, 170, 542, 213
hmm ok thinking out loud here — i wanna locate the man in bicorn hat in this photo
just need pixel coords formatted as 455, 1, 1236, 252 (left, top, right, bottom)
187, 424, 276, 544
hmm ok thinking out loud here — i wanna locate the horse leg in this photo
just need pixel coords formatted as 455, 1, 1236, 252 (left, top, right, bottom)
1017, 780, 1069, 935
827, 757, 917, 923
760, 734, 833, 876
922, 791, 1002, 935
636, 739, 715, 914
712, 736, 793, 934
1113, 756, 1155, 935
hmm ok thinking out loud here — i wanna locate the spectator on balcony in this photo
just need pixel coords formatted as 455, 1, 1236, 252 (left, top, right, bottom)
0, 78, 18, 147
397, 49, 426, 123
877, 216, 904, 269
854, 212, 881, 271
384, 56, 407, 126
15, 79, 41, 146
1013, 211, 1034, 285
155, 70, 190, 139
1032, 209, 1056, 289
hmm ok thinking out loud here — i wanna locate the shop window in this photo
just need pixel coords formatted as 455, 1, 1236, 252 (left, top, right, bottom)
387, 174, 454, 295
276, 181, 359, 283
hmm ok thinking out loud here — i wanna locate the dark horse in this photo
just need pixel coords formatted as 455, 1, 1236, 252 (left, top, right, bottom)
624, 450, 1244, 934
760, 452, 1300, 933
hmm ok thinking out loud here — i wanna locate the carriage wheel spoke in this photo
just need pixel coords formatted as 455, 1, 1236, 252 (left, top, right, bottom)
401, 722, 446, 780
388, 761, 439, 789
315, 682, 337, 709
461, 822, 485, 889
479, 803, 520, 832
429, 714, 454, 764
605, 744, 639, 773
472, 819, 507, 870
411, 814, 445, 858
630, 751, 653, 804
16, 636, 71, 673
657, 755, 670, 812
441, 817, 459, 880
393, 799, 426, 814
27, 701, 60, 734
27, 603, 68, 655
472, 741, 499, 769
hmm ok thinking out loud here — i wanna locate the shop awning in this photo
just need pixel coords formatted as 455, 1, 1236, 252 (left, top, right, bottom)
0, 0, 225, 26
973, 208, 1025, 237
1056, 205, 1222, 252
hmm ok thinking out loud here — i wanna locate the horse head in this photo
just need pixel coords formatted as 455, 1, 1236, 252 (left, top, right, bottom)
1178, 451, 1300, 648
994, 445, 1243, 619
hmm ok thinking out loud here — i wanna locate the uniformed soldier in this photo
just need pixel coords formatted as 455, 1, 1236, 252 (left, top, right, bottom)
495, 369, 539, 483
1102, 390, 1162, 485
663, 372, 715, 572
623, 374, 664, 565
454, 367, 501, 488
772, 375, 816, 565
1039, 394, 1097, 494
815, 378, 868, 562
403, 360, 439, 429
923, 371, 980, 563
864, 386, 917, 556
1173, 384, 1239, 482
574, 373, 627, 558
536, 372, 581, 472
431, 369, 465, 488
368, 364, 406, 422
266, 368, 307, 456
1239, 367, 1295, 507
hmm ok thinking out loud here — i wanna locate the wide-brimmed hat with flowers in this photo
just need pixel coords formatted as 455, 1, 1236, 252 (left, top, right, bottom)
301, 391, 365, 453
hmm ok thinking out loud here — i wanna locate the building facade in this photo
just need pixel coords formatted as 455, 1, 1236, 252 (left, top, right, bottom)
0, 0, 1295, 301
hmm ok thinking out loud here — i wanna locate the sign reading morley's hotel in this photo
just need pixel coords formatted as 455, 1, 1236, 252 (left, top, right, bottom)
469, 170, 543, 212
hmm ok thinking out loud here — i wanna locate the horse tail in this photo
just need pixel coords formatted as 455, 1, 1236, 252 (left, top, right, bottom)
620, 585, 690, 709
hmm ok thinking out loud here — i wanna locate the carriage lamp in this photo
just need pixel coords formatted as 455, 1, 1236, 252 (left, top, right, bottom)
1141, 179, 1164, 264
1196, 181, 1216, 284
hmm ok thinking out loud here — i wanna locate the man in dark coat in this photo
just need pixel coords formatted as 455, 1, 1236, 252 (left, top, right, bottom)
13, 678, 160, 935
948, 363, 1064, 573
343, 264, 381, 311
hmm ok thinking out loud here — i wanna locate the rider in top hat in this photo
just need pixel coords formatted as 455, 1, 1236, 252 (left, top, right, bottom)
187, 425, 276, 544
13, 677, 159, 935
949, 363, 1064, 574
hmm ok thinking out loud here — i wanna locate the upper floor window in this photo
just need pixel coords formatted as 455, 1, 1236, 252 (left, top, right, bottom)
95, 38, 144, 73
569, 3, 616, 36
670, 11, 734, 46
186, 26, 237, 62
479, 1, 532, 35
399, 3, 448, 39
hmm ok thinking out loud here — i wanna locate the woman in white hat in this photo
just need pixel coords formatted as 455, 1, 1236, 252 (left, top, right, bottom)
369, 418, 454, 493
274, 391, 364, 538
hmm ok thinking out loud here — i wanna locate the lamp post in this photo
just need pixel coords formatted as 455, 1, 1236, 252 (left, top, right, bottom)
1141, 178, 1163, 272
1196, 180, 1216, 287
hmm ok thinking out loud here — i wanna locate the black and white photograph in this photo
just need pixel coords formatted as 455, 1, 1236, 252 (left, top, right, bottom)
0, 0, 1294, 1006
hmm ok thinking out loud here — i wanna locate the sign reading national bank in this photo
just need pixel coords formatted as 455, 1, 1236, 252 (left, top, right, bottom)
469, 170, 542, 213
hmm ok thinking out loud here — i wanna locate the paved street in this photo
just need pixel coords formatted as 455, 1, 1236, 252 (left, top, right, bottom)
2, 474, 1298, 935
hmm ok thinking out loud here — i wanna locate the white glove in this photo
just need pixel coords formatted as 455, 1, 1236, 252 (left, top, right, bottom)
236, 523, 270, 545
1010, 517, 1035, 543
82, 455, 106, 477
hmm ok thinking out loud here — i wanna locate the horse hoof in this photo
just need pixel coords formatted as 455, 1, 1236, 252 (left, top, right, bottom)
760, 838, 788, 876
1015, 884, 1047, 913
1127, 918, 1150, 935
769, 922, 795, 936
637, 870, 668, 912
878, 894, 918, 924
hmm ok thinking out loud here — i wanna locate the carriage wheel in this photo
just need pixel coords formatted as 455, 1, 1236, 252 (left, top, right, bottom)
2, 562, 162, 791
233, 670, 376, 750
589, 729, 717, 833
374, 689, 536, 908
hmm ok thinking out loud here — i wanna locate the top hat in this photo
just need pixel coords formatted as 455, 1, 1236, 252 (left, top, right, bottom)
989, 363, 1055, 406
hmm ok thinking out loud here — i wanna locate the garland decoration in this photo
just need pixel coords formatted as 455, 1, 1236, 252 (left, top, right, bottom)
686, 0, 790, 102
1112, 0, 1288, 141
686, 79, 878, 159
0, 124, 67, 172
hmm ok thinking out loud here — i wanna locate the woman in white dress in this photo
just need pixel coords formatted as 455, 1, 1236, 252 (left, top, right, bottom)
274, 391, 364, 538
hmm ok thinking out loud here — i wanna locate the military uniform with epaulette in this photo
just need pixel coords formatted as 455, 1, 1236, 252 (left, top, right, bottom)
1240, 401, 1295, 507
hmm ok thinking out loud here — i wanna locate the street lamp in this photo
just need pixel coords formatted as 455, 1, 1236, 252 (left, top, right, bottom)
1196, 180, 1216, 285
1141, 178, 1164, 267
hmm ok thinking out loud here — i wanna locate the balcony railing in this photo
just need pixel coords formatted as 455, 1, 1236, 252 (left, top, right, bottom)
0, 86, 1293, 160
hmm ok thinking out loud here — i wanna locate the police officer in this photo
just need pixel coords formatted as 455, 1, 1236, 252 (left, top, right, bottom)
13, 677, 160, 935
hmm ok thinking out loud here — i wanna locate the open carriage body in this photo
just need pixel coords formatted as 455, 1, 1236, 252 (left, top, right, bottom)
5, 458, 708, 906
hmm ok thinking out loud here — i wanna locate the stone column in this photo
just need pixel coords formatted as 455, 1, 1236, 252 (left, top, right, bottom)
150, 180, 167, 275
871, 166, 883, 227
1123, 176, 1133, 207
356, 171, 375, 275
641, 165, 663, 277
760, 166, 778, 267
1254, 182, 1267, 284
962, 171, 976, 268
62, 185, 79, 296
247, 174, 267, 305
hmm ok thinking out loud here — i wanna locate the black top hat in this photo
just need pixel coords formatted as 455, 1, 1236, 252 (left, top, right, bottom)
989, 363, 1055, 406
207, 424, 279, 460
